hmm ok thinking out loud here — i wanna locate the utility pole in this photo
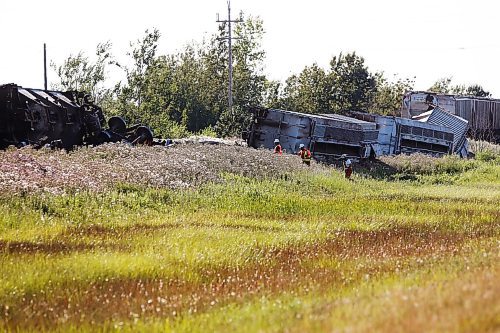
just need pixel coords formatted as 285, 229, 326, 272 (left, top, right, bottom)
216, 0, 242, 113
43, 43, 48, 90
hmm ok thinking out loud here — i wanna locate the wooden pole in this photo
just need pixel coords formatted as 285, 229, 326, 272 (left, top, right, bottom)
43, 43, 48, 90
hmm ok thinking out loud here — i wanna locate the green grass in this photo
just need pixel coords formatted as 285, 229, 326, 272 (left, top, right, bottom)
1, 160, 499, 332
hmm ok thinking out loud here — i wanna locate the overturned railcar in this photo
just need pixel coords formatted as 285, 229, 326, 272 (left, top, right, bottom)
0, 83, 153, 150
411, 107, 469, 157
245, 107, 466, 160
351, 112, 458, 157
244, 107, 379, 161
402, 91, 500, 142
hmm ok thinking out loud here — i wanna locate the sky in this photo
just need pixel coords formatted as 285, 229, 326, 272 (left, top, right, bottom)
1, 0, 500, 96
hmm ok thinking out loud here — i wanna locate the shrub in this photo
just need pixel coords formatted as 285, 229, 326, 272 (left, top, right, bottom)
198, 125, 218, 138
475, 150, 500, 163
379, 154, 479, 177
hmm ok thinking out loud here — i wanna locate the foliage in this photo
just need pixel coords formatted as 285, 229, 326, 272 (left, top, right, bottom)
49, 20, 494, 140
215, 15, 267, 136
475, 150, 500, 163
197, 125, 218, 138
261, 79, 282, 109
280, 52, 378, 115
369, 74, 414, 115
463, 84, 491, 97
51, 41, 115, 104
428, 77, 491, 97
280, 63, 330, 113
428, 77, 454, 94
115, 28, 161, 123
328, 52, 377, 113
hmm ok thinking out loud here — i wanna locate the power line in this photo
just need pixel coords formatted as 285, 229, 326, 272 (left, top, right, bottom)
216, 0, 242, 113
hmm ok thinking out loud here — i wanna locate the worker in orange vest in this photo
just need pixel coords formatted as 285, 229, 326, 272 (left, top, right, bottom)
298, 144, 311, 166
340, 154, 353, 180
274, 139, 283, 155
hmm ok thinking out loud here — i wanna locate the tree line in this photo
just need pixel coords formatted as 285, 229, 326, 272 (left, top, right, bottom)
51, 15, 490, 138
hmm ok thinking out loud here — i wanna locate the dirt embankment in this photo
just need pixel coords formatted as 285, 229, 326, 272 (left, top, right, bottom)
0, 142, 320, 195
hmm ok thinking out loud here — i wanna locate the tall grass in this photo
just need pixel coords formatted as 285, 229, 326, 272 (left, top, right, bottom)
0, 153, 499, 332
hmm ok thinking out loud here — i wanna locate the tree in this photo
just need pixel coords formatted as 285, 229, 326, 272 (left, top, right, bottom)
428, 78, 491, 97
51, 41, 114, 105
115, 28, 161, 123
279, 52, 377, 115
464, 84, 491, 97
428, 77, 453, 94
370, 74, 414, 115
262, 79, 283, 109
280, 64, 330, 113
328, 52, 377, 114
215, 14, 268, 137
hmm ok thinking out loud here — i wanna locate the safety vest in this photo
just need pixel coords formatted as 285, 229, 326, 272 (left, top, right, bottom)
300, 149, 311, 161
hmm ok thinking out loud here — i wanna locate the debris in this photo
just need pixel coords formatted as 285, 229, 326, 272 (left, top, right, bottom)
0, 83, 154, 150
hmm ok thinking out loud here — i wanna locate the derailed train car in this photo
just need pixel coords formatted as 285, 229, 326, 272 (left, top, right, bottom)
0, 83, 154, 150
402, 91, 500, 142
245, 106, 468, 160
351, 110, 468, 158
244, 107, 379, 162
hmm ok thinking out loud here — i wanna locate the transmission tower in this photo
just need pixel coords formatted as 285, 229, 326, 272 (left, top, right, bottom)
216, 0, 242, 113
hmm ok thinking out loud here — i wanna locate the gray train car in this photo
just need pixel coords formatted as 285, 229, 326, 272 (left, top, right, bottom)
245, 107, 462, 161
351, 112, 456, 157
402, 91, 500, 142
244, 107, 379, 161
412, 107, 469, 156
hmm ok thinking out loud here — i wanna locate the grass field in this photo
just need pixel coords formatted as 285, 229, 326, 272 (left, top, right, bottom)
0, 145, 499, 332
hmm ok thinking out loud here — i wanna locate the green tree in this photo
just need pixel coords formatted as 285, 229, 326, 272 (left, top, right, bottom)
281, 64, 330, 114
279, 52, 376, 115
429, 77, 491, 97
215, 15, 267, 137
464, 84, 491, 97
111, 28, 162, 125
428, 77, 453, 94
51, 41, 114, 105
262, 79, 283, 109
328, 52, 376, 114
370, 74, 414, 115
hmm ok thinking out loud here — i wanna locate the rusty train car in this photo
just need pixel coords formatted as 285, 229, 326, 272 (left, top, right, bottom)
402, 91, 500, 142
0, 83, 153, 150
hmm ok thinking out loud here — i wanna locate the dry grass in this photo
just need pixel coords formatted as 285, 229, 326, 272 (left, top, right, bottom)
0, 144, 499, 332
291, 265, 500, 333
1, 224, 496, 331
0, 143, 322, 195
468, 139, 500, 154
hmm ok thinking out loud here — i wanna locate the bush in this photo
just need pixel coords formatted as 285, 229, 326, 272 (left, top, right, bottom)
379, 154, 478, 176
150, 116, 191, 139
475, 150, 500, 163
198, 125, 218, 138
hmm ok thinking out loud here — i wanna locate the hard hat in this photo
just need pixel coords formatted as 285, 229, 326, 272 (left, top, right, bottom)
299, 143, 305, 149
345, 159, 352, 166
274, 139, 279, 143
